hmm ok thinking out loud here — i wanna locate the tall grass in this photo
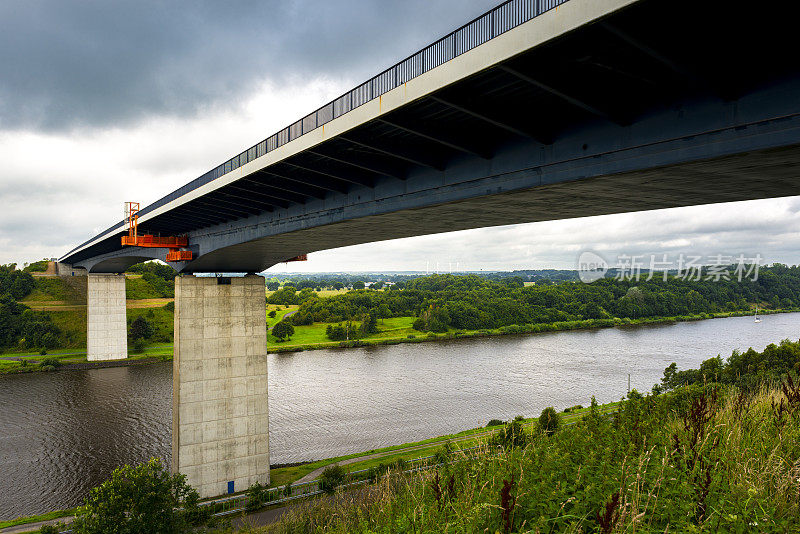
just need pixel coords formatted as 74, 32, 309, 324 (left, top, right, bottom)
247, 382, 800, 533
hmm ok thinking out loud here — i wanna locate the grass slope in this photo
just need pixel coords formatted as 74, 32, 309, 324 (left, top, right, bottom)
254, 384, 800, 533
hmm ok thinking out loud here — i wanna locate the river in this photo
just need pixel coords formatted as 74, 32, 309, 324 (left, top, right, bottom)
1, 313, 798, 520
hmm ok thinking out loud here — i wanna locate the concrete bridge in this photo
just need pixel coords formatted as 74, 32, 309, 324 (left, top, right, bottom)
58, 0, 800, 497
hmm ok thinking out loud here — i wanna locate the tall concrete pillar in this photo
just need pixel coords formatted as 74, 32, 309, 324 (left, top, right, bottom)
172, 274, 269, 498
87, 273, 128, 361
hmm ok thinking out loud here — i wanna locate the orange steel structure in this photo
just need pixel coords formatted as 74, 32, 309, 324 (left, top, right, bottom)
121, 202, 193, 262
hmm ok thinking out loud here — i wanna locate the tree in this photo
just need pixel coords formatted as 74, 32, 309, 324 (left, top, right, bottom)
267, 286, 299, 305
129, 316, 154, 340
272, 321, 294, 341
352, 281, 365, 290
319, 465, 347, 494
267, 281, 280, 291
71, 458, 200, 534
537, 406, 560, 436
268, 310, 277, 318
359, 313, 378, 336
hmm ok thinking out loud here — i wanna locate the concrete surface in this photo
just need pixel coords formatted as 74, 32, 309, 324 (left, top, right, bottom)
172, 274, 270, 498
86, 274, 127, 361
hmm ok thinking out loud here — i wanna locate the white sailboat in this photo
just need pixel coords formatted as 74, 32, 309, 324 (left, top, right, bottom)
754, 306, 761, 323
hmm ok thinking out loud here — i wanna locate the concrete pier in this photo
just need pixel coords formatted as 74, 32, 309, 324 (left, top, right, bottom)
172, 274, 269, 498
86, 273, 127, 361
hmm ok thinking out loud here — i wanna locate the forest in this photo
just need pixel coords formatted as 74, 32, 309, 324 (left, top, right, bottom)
270, 264, 800, 336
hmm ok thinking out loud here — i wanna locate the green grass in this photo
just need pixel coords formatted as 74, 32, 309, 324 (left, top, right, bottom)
125, 276, 170, 299
268, 402, 619, 487
127, 306, 174, 343
269, 317, 416, 347
255, 385, 800, 533
0, 508, 75, 529
21, 277, 83, 304
266, 305, 299, 329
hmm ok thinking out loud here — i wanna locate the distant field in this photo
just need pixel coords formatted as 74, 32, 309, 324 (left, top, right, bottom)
269, 316, 417, 347
265, 288, 349, 299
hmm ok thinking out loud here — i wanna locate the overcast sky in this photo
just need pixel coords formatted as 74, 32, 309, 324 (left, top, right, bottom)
0, 0, 797, 273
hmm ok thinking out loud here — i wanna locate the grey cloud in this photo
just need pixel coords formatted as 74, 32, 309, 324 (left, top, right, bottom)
0, 0, 499, 131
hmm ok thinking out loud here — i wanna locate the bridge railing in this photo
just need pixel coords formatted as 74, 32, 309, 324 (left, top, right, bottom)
137, 0, 569, 220
61, 0, 569, 259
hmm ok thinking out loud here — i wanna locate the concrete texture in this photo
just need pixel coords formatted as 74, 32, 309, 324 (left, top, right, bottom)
86, 274, 127, 361
172, 274, 269, 498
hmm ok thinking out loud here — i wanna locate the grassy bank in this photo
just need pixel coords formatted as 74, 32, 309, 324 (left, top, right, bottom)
251, 382, 800, 533
268, 307, 797, 353
1, 308, 796, 374
0, 508, 74, 530
267, 401, 620, 488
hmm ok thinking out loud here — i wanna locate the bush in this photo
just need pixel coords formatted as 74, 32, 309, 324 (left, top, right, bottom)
486, 419, 504, 427
538, 406, 560, 436
162, 301, 175, 312
131, 339, 147, 354
246, 482, 267, 512
319, 464, 347, 494
71, 458, 200, 534
129, 316, 154, 341
268, 310, 277, 318
272, 321, 295, 341
38, 357, 61, 368
490, 416, 527, 450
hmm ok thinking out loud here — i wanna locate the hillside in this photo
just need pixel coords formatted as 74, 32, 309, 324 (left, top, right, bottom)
0, 264, 175, 354
251, 341, 800, 533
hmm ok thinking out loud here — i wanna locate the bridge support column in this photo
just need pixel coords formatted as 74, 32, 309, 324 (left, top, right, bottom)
87, 273, 127, 361
172, 274, 269, 498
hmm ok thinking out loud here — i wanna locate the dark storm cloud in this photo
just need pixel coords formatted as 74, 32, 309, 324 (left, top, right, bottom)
0, 0, 499, 131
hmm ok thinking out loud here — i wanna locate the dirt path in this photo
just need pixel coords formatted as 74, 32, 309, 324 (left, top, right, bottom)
268, 309, 297, 331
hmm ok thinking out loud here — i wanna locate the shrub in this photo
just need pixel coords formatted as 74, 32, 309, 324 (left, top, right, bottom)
71, 458, 200, 534
38, 357, 61, 368
162, 301, 175, 312
272, 321, 295, 341
245, 482, 267, 512
538, 406, 560, 436
319, 464, 347, 494
486, 419, 504, 427
131, 339, 147, 354
490, 416, 527, 450
268, 310, 277, 318
129, 316, 154, 341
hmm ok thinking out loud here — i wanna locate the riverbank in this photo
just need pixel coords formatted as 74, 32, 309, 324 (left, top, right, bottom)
0, 307, 794, 375
0, 400, 619, 531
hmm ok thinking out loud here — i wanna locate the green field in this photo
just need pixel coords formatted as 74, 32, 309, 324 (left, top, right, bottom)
266, 304, 299, 329
268, 316, 417, 347
20, 277, 83, 304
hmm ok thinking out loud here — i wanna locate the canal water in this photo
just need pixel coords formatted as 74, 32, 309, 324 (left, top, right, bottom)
1, 313, 798, 519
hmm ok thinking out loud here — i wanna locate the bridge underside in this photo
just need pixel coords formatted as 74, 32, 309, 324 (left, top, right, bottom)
67, 0, 800, 273
180, 143, 800, 272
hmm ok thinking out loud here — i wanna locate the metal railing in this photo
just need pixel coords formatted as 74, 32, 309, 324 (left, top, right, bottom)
137, 0, 569, 220
60, 0, 569, 261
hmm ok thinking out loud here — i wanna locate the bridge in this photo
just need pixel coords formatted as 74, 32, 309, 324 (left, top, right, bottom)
58, 0, 800, 498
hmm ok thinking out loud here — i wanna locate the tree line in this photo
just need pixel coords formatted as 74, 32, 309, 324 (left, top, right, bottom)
268, 265, 800, 336
0, 264, 62, 350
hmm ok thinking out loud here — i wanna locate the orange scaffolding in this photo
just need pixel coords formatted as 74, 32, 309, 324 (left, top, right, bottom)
121, 202, 193, 262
